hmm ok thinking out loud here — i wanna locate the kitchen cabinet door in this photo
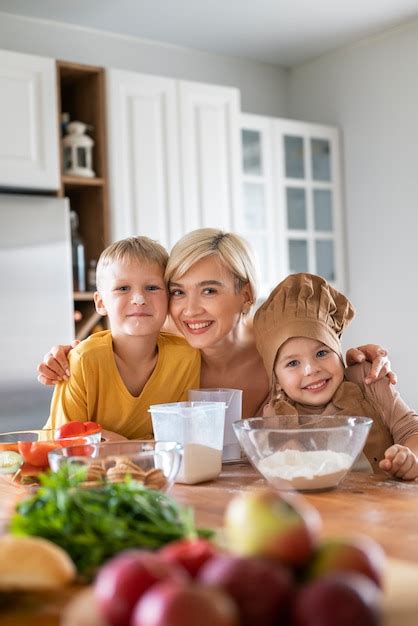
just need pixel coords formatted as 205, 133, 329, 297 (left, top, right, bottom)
240, 115, 345, 298
107, 69, 181, 249
179, 81, 242, 232
0, 49, 60, 190
240, 114, 281, 300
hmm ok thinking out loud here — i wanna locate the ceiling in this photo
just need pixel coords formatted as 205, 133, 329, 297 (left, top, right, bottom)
1, 0, 418, 66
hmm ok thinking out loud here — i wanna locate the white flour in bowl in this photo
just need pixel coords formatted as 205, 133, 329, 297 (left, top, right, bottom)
257, 448, 353, 490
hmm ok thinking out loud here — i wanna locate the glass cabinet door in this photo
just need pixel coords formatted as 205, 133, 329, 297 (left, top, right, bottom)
277, 121, 344, 288
240, 115, 345, 299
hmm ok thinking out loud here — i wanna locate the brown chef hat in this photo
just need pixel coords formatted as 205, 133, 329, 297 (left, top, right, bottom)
253, 273, 355, 376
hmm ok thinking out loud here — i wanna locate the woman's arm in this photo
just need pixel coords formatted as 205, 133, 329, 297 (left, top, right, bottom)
37, 340, 79, 385
345, 344, 397, 385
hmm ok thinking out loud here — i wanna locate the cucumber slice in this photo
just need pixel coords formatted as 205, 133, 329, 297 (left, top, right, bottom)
0, 450, 23, 474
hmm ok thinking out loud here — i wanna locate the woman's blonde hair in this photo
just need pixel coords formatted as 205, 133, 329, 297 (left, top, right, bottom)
165, 228, 258, 301
96, 236, 168, 290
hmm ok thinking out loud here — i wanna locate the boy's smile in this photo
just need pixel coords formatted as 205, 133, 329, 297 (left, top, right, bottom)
274, 337, 345, 407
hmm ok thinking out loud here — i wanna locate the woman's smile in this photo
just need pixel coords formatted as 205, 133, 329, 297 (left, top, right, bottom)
169, 255, 250, 350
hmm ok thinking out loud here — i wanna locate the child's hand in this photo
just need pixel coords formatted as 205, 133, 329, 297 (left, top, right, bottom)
379, 444, 418, 480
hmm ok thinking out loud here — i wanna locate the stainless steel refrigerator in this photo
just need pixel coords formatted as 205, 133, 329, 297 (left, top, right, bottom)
0, 193, 74, 430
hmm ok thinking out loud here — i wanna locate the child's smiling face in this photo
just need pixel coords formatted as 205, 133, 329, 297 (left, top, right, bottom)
94, 258, 168, 338
274, 336, 345, 407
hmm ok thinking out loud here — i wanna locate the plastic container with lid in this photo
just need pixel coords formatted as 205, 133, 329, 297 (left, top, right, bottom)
149, 401, 225, 484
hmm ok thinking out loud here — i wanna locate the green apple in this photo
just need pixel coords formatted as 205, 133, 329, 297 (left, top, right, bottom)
224, 488, 321, 568
307, 536, 385, 588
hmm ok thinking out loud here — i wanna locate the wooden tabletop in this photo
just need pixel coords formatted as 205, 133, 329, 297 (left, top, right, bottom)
1, 465, 418, 624
174, 464, 418, 563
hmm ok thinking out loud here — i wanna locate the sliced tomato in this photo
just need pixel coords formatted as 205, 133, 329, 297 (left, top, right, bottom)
59, 436, 88, 447
83, 421, 102, 435
55, 421, 102, 439
19, 461, 44, 477
58, 438, 94, 457
67, 444, 95, 457
18, 441, 61, 467
55, 422, 86, 439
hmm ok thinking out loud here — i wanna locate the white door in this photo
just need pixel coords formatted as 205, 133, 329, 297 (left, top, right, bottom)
0, 49, 60, 190
107, 70, 181, 249
179, 81, 242, 232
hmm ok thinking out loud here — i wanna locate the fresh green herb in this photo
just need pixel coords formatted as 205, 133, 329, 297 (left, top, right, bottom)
10, 466, 213, 578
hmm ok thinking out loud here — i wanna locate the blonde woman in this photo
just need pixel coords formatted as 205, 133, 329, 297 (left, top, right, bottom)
38, 229, 395, 419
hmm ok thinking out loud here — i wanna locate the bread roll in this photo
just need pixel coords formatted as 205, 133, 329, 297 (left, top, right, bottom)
61, 588, 108, 626
0, 535, 76, 590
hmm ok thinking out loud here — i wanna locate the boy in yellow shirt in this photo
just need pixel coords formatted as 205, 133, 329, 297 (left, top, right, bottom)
45, 236, 200, 439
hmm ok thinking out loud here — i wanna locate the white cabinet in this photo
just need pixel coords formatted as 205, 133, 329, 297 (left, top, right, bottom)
179, 81, 241, 233
106, 71, 182, 248
0, 50, 60, 190
107, 70, 241, 248
241, 114, 345, 298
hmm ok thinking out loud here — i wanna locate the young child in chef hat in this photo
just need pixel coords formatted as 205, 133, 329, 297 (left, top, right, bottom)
253, 273, 418, 480
45, 236, 200, 439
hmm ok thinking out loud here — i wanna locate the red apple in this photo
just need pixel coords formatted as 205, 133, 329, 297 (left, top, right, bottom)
93, 550, 188, 626
198, 553, 293, 626
307, 535, 386, 588
292, 571, 381, 626
224, 488, 321, 567
132, 581, 239, 626
159, 538, 218, 577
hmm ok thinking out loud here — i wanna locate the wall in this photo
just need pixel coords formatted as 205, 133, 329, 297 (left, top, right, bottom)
288, 21, 418, 407
0, 12, 288, 117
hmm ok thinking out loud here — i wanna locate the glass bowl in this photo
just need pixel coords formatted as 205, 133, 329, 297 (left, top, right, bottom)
233, 415, 373, 491
0, 429, 102, 477
48, 440, 183, 493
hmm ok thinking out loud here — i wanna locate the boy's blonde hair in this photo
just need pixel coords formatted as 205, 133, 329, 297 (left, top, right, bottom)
165, 228, 258, 301
96, 236, 169, 290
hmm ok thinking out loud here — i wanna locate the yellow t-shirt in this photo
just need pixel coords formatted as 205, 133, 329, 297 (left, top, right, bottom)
46, 330, 201, 439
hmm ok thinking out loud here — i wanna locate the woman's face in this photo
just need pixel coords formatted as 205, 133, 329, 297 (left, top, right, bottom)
168, 255, 251, 350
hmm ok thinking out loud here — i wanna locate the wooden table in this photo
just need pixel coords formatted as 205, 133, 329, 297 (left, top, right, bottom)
1, 465, 418, 624
174, 463, 418, 563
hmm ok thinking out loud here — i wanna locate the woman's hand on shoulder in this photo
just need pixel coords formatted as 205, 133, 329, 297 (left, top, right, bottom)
345, 344, 397, 385
37, 341, 79, 385
379, 444, 418, 480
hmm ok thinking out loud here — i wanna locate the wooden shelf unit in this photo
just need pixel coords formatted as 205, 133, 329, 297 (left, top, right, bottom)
56, 60, 110, 340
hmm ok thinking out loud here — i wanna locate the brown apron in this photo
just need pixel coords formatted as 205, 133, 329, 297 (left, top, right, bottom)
269, 380, 393, 473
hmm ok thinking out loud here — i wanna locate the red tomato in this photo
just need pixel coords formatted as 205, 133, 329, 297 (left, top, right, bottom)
83, 421, 102, 435
159, 538, 218, 578
66, 442, 95, 457
55, 422, 85, 439
19, 462, 43, 477
18, 441, 61, 467
55, 421, 102, 440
